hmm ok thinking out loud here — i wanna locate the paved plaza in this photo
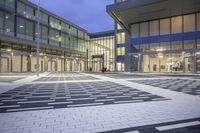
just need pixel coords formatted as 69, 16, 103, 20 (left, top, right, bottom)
0, 72, 200, 133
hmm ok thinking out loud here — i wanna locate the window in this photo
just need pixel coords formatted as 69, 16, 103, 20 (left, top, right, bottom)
41, 26, 48, 44
197, 39, 200, 50
49, 29, 55, 45
70, 26, 77, 36
150, 20, 159, 36
184, 40, 196, 50
17, 1, 26, 15
5, 0, 15, 11
171, 41, 183, 50
197, 13, 200, 31
116, 32, 125, 44
0, 11, 4, 33
0, 11, 14, 36
50, 17, 61, 30
17, 1, 34, 19
117, 24, 123, 30
117, 47, 125, 56
160, 18, 170, 35
184, 14, 195, 32
0, 0, 4, 8
171, 16, 182, 34
61, 32, 69, 48
131, 24, 139, 38
78, 30, 84, 39
17, 17, 25, 38
26, 6, 34, 19
49, 28, 60, 46
17, 17, 34, 40
25, 20, 33, 40
38, 12, 48, 25
5, 13, 14, 36
160, 42, 171, 51
61, 22, 69, 33
150, 43, 159, 52
140, 22, 148, 37
140, 44, 149, 52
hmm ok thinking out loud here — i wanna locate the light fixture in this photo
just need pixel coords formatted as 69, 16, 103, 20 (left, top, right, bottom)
156, 48, 163, 52
6, 28, 10, 32
5, 16, 9, 19
20, 25, 24, 28
158, 53, 163, 58
6, 49, 12, 52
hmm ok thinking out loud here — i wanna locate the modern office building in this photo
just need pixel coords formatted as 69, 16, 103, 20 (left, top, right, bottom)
107, 0, 200, 73
0, 0, 115, 73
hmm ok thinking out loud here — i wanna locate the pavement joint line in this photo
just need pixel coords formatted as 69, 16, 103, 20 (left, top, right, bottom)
156, 121, 200, 131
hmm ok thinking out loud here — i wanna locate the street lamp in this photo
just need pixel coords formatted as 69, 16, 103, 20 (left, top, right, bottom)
36, 0, 40, 77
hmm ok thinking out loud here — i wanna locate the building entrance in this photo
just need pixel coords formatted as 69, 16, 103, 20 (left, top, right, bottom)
92, 55, 104, 72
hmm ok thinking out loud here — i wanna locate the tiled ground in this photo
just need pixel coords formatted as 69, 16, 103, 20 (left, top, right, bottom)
0, 77, 26, 82
0, 72, 200, 133
99, 118, 200, 133
129, 79, 200, 96
0, 81, 168, 113
34, 72, 99, 81
92, 73, 158, 79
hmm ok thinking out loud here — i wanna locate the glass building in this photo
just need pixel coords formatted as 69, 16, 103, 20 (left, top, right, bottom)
107, 0, 200, 73
88, 31, 115, 72
0, 0, 115, 73
115, 0, 126, 71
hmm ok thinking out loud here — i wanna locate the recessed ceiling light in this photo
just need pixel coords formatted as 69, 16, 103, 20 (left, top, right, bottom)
20, 25, 24, 28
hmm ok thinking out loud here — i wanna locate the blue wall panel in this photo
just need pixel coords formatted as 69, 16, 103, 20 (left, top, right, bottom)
131, 31, 200, 45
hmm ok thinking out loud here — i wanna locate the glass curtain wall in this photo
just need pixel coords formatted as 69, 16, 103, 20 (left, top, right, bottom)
88, 35, 114, 72
131, 13, 200, 73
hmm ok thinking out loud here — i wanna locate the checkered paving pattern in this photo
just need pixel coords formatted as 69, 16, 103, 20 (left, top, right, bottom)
130, 79, 200, 96
34, 72, 99, 81
34, 76, 99, 81
93, 73, 159, 79
100, 118, 200, 133
0, 81, 169, 113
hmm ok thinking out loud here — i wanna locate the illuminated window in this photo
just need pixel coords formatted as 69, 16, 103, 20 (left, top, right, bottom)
117, 24, 123, 30
184, 14, 195, 32
117, 47, 125, 56
160, 18, 170, 35
116, 32, 125, 44
131, 24, 139, 38
171, 16, 182, 34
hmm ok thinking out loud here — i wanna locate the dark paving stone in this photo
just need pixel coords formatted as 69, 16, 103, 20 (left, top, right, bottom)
129, 79, 200, 96
0, 81, 169, 113
94, 73, 160, 79
99, 118, 200, 133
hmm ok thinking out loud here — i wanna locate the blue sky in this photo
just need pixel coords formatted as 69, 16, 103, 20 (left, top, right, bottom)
29, 0, 114, 33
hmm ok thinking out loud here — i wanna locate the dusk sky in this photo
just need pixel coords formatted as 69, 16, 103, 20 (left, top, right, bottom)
29, 0, 114, 33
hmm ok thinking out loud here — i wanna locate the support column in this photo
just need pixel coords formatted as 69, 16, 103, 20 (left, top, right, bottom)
27, 46, 32, 72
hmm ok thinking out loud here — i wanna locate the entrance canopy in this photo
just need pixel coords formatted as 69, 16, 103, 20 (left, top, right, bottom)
107, 0, 200, 33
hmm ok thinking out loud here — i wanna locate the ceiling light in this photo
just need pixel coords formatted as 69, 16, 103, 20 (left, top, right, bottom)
20, 25, 24, 28
6, 49, 11, 52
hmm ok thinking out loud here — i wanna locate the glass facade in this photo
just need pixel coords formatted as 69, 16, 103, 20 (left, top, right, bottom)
130, 13, 200, 73
114, 0, 127, 71
88, 33, 115, 72
0, 0, 115, 73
